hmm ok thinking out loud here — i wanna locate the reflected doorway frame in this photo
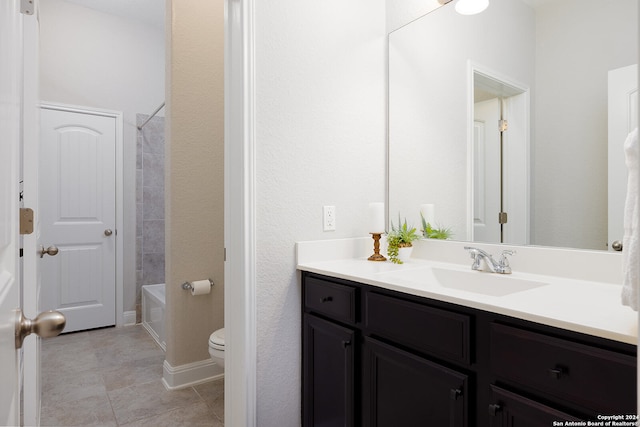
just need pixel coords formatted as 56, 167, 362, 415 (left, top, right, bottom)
466, 61, 531, 246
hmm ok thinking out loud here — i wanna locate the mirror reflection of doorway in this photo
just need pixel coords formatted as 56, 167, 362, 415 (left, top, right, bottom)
472, 69, 529, 245
473, 97, 501, 243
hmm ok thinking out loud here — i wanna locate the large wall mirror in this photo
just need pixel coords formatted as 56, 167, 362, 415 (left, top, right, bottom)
388, 0, 638, 251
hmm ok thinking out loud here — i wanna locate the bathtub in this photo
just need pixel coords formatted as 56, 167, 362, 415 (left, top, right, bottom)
142, 284, 166, 350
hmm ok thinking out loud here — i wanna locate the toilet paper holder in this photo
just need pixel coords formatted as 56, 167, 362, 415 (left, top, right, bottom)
181, 279, 215, 291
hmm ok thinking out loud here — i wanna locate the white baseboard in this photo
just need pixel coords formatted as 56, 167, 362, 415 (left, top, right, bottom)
123, 310, 137, 326
162, 358, 224, 390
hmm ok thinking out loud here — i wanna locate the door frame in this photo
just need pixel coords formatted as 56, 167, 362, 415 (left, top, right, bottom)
39, 102, 124, 327
224, 0, 258, 425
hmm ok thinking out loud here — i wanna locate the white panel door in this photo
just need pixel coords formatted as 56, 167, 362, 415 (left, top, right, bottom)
473, 98, 501, 243
608, 64, 638, 251
0, 0, 23, 424
40, 107, 117, 332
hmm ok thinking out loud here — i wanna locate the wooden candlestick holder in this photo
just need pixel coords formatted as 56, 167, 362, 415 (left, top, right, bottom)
368, 232, 387, 261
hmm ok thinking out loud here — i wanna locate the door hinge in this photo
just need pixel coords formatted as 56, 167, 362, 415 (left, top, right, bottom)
498, 119, 508, 132
20, 0, 34, 15
20, 208, 34, 235
498, 212, 508, 224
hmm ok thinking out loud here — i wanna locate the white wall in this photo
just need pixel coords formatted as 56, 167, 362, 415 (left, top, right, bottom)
254, 0, 386, 424
533, 0, 637, 249
39, 0, 165, 315
39, 0, 164, 112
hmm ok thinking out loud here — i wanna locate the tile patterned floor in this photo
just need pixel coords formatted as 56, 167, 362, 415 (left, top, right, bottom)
40, 325, 224, 426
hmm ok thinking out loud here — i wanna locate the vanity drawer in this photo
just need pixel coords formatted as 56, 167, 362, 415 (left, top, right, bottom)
365, 292, 471, 365
304, 276, 357, 324
488, 385, 583, 425
490, 323, 636, 414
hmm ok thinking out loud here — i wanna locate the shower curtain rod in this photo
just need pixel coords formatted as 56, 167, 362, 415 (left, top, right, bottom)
137, 101, 165, 130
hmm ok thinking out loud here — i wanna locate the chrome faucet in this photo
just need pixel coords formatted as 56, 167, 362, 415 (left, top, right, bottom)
464, 246, 515, 274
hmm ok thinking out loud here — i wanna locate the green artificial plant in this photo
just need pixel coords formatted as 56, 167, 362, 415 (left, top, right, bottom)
420, 212, 453, 240
386, 215, 420, 264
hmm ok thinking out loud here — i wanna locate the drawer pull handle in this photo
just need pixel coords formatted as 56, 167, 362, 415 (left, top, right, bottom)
548, 368, 563, 379
450, 388, 463, 400
488, 404, 502, 417
321, 296, 333, 303
342, 340, 351, 348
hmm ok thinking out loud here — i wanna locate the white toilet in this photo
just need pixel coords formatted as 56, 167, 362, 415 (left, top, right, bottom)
208, 328, 225, 368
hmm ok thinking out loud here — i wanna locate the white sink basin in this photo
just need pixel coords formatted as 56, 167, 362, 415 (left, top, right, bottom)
378, 267, 548, 297
430, 268, 548, 296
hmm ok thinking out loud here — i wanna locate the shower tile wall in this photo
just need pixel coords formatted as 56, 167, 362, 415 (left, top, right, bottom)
137, 114, 165, 320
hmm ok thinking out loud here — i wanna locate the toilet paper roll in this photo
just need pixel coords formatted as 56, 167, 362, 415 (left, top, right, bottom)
190, 279, 211, 296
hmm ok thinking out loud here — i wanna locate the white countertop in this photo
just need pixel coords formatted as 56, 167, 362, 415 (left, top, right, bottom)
297, 238, 638, 345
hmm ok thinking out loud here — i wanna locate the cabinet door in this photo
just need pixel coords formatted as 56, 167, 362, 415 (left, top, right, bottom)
363, 337, 468, 427
303, 313, 355, 427
487, 386, 582, 427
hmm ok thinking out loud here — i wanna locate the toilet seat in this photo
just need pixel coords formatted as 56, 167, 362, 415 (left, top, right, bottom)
209, 328, 225, 351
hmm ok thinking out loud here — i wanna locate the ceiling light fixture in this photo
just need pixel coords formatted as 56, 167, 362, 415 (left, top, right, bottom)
454, 0, 489, 15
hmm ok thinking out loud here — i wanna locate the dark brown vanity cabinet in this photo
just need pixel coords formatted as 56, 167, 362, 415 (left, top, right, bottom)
362, 337, 468, 426
301, 272, 637, 427
303, 273, 469, 426
303, 313, 355, 426
363, 291, 470, 426
303, 275, 358, 426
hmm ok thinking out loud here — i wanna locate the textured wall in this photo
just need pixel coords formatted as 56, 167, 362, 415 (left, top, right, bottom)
254, 1, 386, 424
165, 0, 224, 366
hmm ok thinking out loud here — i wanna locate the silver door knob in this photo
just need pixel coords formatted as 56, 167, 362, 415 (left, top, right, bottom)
39, 245, 59, 258
15, 309, 66, 349
104, 229, 113, 237
612, 240, 623, 251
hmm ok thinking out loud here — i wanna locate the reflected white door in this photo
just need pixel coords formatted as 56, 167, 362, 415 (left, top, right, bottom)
0, 0, 23, 424
40, 106, 117, 332
473, 98, 501, 243
608, 64, 638, 251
